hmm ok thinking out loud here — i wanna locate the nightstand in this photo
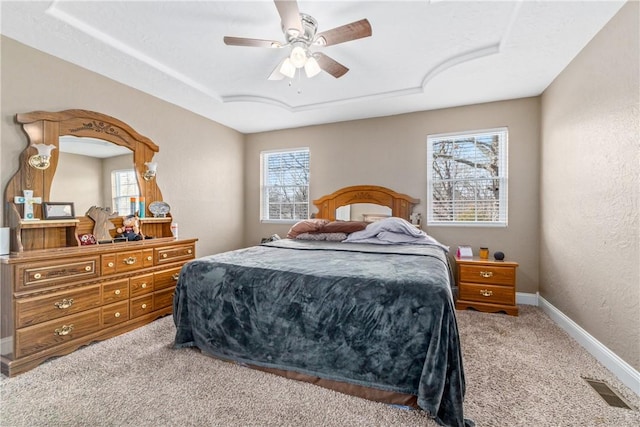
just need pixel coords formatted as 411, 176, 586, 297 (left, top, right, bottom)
455, 257, 519, 316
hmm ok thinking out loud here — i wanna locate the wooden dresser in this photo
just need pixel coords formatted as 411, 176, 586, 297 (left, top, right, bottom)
455, 257, 519, 316
1, 110, 198, 376
1, 238, 196, 376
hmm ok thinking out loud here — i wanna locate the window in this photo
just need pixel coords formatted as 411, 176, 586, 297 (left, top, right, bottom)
427, 128, 508, 226
261, 148, 310, 222
111, 169, 139, 216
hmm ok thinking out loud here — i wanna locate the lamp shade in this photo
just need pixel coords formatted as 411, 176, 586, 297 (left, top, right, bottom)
279, 58, 296, 78
304, 56, 321, 78
289, 46, 307, 68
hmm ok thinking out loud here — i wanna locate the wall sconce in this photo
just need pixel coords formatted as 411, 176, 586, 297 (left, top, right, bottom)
143, 162, 157, 181
28, 144, 56, 170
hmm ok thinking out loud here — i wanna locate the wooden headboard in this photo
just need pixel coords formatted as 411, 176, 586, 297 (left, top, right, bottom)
313, 185, 420, 221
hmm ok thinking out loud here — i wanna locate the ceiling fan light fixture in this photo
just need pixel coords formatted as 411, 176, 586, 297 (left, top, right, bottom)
289, 45, 308, 68
304, 56, 321, 78
279, 57, 296, 78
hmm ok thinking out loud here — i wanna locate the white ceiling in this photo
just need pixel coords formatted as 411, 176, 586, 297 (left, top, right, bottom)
1, 1, 626, 134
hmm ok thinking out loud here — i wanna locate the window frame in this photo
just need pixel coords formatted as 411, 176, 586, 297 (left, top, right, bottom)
111, 168, 140, 216
426, 127, 508, 227
260, 147, 310, 224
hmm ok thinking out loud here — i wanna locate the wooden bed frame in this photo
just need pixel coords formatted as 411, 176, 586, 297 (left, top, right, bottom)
312, 185, 420, 221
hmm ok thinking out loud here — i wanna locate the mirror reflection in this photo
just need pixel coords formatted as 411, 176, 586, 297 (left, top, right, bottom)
336, 203, 392, 221
50, 136, 139, 216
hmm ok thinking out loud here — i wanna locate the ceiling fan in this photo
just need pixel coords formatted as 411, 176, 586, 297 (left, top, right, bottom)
223, 0, 372, 80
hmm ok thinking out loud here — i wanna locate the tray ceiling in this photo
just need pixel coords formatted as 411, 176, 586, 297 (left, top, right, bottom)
0, 1, 626, 133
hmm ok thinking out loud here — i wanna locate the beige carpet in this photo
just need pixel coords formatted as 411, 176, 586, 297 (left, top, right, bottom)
1, 306, 638, 427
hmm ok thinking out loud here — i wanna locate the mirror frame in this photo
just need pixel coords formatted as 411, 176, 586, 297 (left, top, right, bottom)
4, 109, 162, 223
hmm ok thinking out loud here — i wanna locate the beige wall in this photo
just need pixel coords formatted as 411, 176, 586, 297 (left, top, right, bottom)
245, 97, 541, 293
540, 1, 639, 370
0, 36, 245, 257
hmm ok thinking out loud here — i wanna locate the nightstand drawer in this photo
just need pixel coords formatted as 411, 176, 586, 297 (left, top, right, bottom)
459, 264, 515, 285
459, 282, 515, 305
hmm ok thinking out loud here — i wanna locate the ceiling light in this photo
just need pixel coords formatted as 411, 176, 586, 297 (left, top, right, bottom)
304, 56, 321, 78
289, 45, 307, 68
279, 58, 296, 78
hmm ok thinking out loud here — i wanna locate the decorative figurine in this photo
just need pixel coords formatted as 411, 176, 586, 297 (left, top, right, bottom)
116, 215, 143, 241
86, 206, 119, 243
14, 190, 42, 220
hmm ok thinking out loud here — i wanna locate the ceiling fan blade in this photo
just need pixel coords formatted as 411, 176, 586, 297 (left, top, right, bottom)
224, 36, 282, 48
314, 19, 372, 47
315, 53, 349, 78
274, 0, 302, 35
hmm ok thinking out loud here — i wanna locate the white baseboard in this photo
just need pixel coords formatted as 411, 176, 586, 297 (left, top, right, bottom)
516, 291, 539, 306
538, 296, 640, 397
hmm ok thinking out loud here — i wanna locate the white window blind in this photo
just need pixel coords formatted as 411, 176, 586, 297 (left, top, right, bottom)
427, 128, 508, 226
261, 148, 310, 222
111, 169, 139, 216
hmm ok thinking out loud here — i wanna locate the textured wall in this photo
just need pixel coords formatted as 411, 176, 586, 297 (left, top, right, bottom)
0, 36, 246, 257
245, 97, 541, 293
540, 1, 640, 370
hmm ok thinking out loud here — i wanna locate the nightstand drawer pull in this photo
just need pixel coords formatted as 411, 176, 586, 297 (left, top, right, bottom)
480, 271, 494, 278
54, 298, 74, 309
123, 257, 137, 265
54, 324, 74, 336
172, 273, 179, 281
480, 289, 493, 297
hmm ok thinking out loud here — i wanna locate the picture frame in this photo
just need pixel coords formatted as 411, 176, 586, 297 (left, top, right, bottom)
43, 202, 75, 220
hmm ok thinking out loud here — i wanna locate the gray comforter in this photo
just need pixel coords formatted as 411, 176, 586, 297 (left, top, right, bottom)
173, 239, 470, 427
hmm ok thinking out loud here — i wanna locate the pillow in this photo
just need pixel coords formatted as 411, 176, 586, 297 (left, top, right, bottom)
286, 219, 330, 238
296, 232, 348, 241
321, 220, 369, 234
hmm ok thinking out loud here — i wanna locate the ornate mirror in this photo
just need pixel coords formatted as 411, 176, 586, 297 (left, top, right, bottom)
4, 110, 168, 252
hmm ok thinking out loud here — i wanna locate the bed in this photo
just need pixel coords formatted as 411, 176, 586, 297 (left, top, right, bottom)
173, 186, 472, 427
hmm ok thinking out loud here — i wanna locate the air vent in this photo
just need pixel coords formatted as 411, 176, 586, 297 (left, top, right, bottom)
583, 378, 633, 409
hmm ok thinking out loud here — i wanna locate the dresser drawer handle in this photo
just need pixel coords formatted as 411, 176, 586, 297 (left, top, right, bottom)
54, 298, 74, 309
162, 253, 168, 258
34, 273, 42, 280
480, 289, 493, 297
172, 273, 180, 281
141, 303, 147, 309
147, 256, 153, 261
85, 266, 92, 272
123, 257, 137, 265
54, 324, 74, 336
108, 262, 115, 268
141, 283, 147, 289
114, 289, 121, 295
480, 271, 493, 278
187, 249, 192, 254
114, 312, 121, 318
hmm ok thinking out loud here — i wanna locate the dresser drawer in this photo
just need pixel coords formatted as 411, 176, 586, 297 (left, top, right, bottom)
459, 264, 515, 286
16, 285, 102, 328
16, 308, 101, 358
154, 266, 182, 291
130, 295, 154, 318
154, 287, 175, 310
115, 250, 146, 273
155, 244, 195, 265
102, 301, 129, 326
459, 282, 515, 305
130, 274, 154, 297
16, 257, 100, 291
102, 279, 130, 304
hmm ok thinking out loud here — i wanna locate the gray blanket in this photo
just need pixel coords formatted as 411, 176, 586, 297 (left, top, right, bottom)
173, 240, 470, 427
